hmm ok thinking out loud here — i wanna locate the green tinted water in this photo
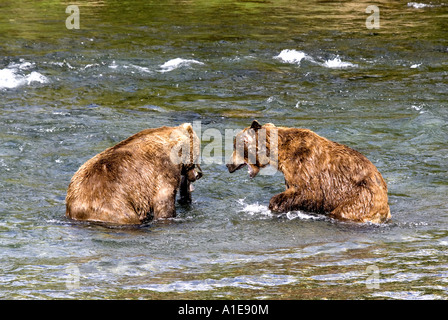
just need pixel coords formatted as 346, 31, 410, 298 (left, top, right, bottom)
0, 0, 447, 299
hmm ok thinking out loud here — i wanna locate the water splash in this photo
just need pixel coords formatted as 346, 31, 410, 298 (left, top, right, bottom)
322, 56, 357, 68
275, 50, 357, 68
237, 198, 323, 221
0, 60, 48, 89
237, 198, 273, 217
159, 58, 204, 73
407, 2, 443, 9
274, 49, 308, 64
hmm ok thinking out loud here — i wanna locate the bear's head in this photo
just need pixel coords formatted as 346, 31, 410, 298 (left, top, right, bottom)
179, 163, 202, 204
171, 123, 203, 204
182, 163, 202, 182
226, 120, 277, 178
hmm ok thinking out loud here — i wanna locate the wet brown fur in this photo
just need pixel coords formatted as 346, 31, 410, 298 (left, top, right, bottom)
66, 123, 202, 225
227, 121, 391, 223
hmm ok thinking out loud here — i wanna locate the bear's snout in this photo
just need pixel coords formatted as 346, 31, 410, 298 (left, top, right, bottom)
195, 165, 203, 180
226, 163, 245, 173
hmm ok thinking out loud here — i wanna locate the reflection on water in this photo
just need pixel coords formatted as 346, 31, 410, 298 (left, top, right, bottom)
0, 0, 447, 299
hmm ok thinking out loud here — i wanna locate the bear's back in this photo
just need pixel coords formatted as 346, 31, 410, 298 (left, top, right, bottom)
65, 126, 182, 224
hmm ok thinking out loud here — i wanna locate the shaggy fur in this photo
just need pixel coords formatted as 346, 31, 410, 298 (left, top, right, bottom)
66, 123, 202, 225
227, 120, 391, 223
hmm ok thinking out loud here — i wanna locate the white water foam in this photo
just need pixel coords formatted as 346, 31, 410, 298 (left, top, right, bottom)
159, 58, 204, 73
0, 60, 49, 89
410, 104, 426, 114
275, 49, 357, 69
130, 64, 151, 73
47, 60, 76, 70
322, 56, 357, 68
107, 61, 152, 74
408, 2, 447, 8
407, 2, 436, 9
274, 49, 308, 64
237, 199, 273, 217
237, 198, 323, 221
108, 60, 118, 69
285, 211, 324, 221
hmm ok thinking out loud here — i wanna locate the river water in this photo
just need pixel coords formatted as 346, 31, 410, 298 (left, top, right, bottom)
0, 0, 447, 299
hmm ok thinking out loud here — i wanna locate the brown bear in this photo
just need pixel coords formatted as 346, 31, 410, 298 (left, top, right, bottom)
66, 123, 202, 225
227, 120, 391, 223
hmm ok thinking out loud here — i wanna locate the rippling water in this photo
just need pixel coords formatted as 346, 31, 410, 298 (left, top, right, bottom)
1, 0, 447, 299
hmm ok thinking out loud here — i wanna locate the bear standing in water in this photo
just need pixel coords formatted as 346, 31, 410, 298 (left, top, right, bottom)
227, 120, 391, 223
66, 123, 202, 225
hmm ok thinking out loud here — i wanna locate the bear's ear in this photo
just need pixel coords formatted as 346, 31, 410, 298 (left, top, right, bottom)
250, 120, 262, 130
180, 123, 193, 131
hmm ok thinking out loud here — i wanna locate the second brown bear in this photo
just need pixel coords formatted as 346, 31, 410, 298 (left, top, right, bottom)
227, 120, 391, 223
